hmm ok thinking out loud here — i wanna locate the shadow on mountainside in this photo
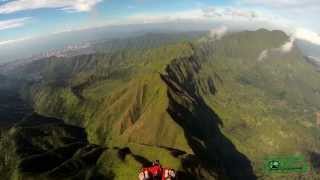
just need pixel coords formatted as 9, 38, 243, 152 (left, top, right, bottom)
160, 55, 257, 180
0, 113, 107, 179
115, 147, 153, 167
0, 89, 32, 128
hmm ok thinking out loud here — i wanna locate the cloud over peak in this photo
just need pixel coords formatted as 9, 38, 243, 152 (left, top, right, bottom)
209, 26, 228, 40
293, 28, 320, 45
280, 37, 295, 52
258, 36, 295, 61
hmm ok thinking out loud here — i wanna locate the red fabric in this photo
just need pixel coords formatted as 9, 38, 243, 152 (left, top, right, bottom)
140, 166, 174, 179
161, 168, 168, 180
148, 165, 162, 176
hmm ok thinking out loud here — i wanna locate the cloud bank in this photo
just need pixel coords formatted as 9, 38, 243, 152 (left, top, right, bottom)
242, 0, 319, 9
127, 6, 320, 46
0, 17, 30, 30
1, 2, 320, 48
0, 37, 31, 46
293, 28, 320, 45
0, 0, 102, 14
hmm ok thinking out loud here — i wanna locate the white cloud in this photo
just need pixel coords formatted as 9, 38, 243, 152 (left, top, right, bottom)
126, 7, 272, 26
127, 9, 205, 24
242, 0, 319, 8
0, 17, 30, 30
258, 49, 269, 61
209, 26, 228, 40
0, 0, 102, 14
257, 36, 295, 61
293, 28, 320, 45
280, 37, 295, 52
127, 6, 320, 46
0, 37, 31, 46
1, 3, 320, 48
240, 0, 320, 30
203, 7, 259, 20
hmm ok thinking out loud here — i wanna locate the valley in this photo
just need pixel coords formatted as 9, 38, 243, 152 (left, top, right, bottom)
1, 30, 320, 179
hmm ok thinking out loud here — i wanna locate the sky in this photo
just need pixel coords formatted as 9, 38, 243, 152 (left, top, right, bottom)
1, 0, 320, 46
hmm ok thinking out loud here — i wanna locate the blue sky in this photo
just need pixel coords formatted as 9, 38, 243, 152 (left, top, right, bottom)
1, 0, 320, 45
0, 0, 230, 41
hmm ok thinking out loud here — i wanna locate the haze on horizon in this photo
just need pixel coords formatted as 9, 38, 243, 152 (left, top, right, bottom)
1, 0, 320, 63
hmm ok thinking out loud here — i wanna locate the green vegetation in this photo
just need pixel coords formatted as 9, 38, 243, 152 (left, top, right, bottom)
1, 31, 320, 179
0, 113, 107, 179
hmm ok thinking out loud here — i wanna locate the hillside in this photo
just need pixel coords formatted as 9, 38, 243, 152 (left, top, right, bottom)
0, 75, 32, 128
1, 30, 320, 179
0, 113, 107, 179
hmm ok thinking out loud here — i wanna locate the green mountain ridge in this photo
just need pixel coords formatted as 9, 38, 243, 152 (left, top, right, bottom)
1, 30, 320, 179
0, 113, 105, 179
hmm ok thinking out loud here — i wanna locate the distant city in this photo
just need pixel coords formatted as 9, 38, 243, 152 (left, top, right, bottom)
28, 42, 92, 60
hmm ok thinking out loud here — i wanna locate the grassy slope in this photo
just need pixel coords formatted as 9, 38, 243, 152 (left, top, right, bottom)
196, 30, 320, 179
7, 30, 320, 179
25, 42, 205, 178
0, 113, 108, 180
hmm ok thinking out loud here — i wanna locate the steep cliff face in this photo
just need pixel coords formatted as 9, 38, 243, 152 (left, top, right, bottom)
160, 52, 256, 179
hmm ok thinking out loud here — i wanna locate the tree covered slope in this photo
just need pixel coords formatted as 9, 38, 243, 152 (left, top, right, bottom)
1, 30, 320, 179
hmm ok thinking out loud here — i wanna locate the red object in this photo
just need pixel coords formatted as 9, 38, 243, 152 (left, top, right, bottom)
139, 166, 175, 180
148, 165, 163, 177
